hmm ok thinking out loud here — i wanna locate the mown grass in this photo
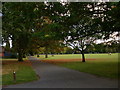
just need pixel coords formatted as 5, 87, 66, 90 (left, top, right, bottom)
35, 53, 118, 60
2, 58, 38, 85
58, 60, 119, 79
37, 53, 119, 79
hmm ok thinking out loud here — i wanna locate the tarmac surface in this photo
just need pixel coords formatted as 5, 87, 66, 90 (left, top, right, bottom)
4, 56, 118, 88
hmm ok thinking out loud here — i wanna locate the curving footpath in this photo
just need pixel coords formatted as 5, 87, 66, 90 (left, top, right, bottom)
4, 56, 118, 88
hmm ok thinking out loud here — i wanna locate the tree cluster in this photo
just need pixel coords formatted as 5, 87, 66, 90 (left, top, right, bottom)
2, 2, 119, 62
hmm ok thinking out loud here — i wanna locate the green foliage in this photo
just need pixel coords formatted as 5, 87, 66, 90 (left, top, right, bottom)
13, 31, 31, 51
32, 22, 65, 57
2, 2, 46, 60
2, 2, 119, 60
63, 47, 73, 54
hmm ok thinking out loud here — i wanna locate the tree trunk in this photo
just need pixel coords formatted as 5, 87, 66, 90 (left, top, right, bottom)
80, 39, 85, 62
45, 53, 48, 58
6, 40, 10, 50
51, 53, 54, 57
18, 51, 23, 62
81, 51, 85, 62
23, 53, 26, 58
45, 47, 48, 58
37, 55, 39, 57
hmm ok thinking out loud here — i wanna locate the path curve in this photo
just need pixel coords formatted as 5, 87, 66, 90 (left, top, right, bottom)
4, 56, 118, 88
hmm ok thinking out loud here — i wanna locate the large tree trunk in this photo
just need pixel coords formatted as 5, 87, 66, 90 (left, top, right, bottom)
18, 51, 23, 62
81, 51, 85, 62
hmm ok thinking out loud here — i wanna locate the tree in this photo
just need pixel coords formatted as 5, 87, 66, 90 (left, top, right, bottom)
32, 22, 64, 58
2, 2, 119, 62
2, 2, 65, 60
2, 2, 42, 61
65, 34, 98, 62
62, 2, 120, 62
63, 4, 101, 62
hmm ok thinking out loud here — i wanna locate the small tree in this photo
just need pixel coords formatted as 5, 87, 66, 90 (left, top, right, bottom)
65, 36, 97, 62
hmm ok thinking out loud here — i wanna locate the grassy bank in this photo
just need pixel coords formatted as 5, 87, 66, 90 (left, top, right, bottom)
2, 58, 38, 85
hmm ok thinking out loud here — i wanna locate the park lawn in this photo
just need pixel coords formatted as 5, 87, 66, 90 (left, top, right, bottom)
39, 53, 119, 79
2, 58, 38, 85
36, 53, 118, 60
58, 59, 119, 79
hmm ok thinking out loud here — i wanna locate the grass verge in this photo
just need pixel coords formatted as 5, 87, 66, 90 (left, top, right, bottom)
2, 59, 38, 85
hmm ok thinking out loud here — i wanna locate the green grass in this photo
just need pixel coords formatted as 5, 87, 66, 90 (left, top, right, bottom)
35, 53, 118, 60
37, 53, 119, 79
58, 60, 118, 79
2, 59, 38, 85
2, 57, 28, 61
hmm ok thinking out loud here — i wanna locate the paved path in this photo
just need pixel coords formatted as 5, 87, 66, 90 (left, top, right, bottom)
4, 56, 118, 88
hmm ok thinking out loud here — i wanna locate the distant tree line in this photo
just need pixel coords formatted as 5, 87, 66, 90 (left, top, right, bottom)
37, 41, 119, 54
85, 42, 119, 53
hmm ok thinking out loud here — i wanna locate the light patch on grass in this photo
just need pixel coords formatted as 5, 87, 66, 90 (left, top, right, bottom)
2, 67, 18, 75
2, 58, 28, 75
